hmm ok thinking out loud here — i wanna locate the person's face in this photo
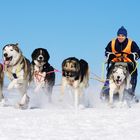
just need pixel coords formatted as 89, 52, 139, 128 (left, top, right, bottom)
117, 34, 126, 43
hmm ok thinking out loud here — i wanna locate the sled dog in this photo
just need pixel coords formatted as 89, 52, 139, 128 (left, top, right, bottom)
3, 43, 31, 109
61, 57, 89, 109
31, 48, 55, 102
108, 62, 131, 106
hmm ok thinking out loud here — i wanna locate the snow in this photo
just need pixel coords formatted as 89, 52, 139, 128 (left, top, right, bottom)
0, 85, 140, 140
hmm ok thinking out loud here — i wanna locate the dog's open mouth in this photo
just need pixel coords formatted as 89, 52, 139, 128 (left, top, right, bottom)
4, 56, 12, 65
116, 79, 122, 85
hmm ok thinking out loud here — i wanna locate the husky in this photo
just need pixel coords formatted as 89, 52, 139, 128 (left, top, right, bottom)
61, 57, 89, 109
108, 63, 131, 106
3, 43, 31, 109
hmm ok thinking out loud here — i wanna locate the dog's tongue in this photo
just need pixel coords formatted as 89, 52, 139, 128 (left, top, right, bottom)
116, 79, 121, 84
4, 60, 10, 65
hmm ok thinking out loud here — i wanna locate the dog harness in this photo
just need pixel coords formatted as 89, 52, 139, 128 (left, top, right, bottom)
33, 69, 59, 82
34, 71, 46, 83
111, 39, 132, 62
4, 57, 28, 80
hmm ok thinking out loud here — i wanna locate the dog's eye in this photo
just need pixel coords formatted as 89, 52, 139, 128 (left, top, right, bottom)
10, 50, 13, 51
65, 64, 68, 67
113, 70, 116, 73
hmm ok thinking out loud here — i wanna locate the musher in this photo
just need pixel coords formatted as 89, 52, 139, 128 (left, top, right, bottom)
104, 26, 140, 98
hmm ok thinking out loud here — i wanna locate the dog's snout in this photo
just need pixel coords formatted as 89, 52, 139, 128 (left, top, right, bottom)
4, 53, 8, 57
66, 71, 69, 76
38, 56, 43, 60
66, 71, 71, 77
117, 76, 120, 79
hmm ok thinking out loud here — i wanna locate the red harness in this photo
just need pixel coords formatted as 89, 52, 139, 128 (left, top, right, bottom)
34, 69, 62, 82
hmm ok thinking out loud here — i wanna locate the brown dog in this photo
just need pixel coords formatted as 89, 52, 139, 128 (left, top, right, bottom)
61, 57, 89, 109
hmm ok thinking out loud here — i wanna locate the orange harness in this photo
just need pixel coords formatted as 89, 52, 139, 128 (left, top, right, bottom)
111, 39, 132, 62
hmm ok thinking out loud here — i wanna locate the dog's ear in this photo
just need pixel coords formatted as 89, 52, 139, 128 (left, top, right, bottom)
31, 49, 37, 59
123, 67, 127, 75
3, 44, 9, 50
62, 59, 67, 69
44, 49, 50, 62
15, 43, 19, 46
3, 45, 6, 50
13, 43, 21, 53
112, 67, 117, 73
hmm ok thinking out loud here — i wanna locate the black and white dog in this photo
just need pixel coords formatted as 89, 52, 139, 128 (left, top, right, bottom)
30, 48, 55, 102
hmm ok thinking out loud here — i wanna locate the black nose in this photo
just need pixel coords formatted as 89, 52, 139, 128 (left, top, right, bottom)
66, 71, 71, 77
117, 76, 120, 79
66, 72, 69, 76
39, 56, 43, 60
4, 53, 8, 57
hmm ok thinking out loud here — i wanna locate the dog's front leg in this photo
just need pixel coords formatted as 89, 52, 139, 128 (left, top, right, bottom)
34, 82, 45, 92
109, 80, 116, 107
74, 88, 80, 110
8, 79, 18, 90
109, 89, 114, 106
119, 87, 125, 103
17, 93, 29, 109
60, 85, 65, 101
60, 78, 66, 101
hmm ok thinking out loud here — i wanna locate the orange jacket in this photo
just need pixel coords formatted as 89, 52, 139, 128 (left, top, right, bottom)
111, 39, 132, 62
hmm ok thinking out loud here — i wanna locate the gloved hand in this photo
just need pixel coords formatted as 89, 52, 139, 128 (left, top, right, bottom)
128, 53, 139, 61
127, 54, 135, 61
134, 53, 139, 60
107, 53, 116, 63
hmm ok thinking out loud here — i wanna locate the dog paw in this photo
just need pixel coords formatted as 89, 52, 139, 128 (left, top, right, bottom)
15, 103, 28, 110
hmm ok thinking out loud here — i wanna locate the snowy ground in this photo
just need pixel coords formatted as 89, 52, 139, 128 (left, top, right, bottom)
0, 85, 140, 140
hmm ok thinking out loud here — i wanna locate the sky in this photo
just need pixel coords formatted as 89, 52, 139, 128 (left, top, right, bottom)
0, 0, 140, 93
